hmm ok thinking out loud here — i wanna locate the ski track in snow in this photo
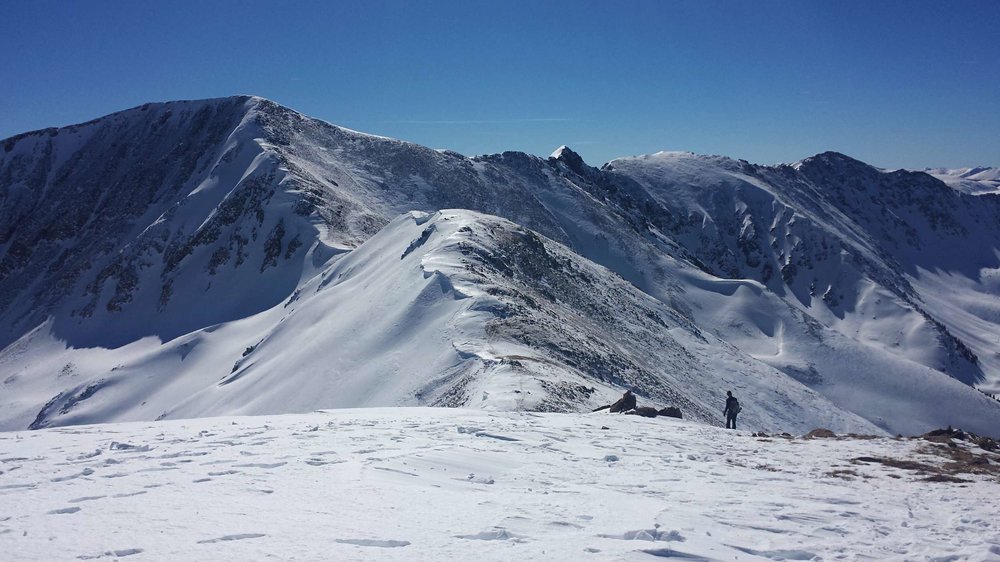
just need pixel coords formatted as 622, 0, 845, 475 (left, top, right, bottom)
1, 408, 999, 561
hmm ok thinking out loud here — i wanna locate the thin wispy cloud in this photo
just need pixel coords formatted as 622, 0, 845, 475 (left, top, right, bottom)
390, 118, 573, 125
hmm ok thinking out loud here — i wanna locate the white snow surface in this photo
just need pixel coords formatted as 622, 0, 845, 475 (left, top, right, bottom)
550, 145, 573, 159
2, 408, 999, 562
922, 167, 1000, 195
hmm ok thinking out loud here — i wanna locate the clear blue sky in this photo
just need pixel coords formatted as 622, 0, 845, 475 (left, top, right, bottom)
2, 1, 998, 168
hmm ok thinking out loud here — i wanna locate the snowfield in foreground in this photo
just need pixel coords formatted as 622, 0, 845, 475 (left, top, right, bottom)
3, 409, 999, 561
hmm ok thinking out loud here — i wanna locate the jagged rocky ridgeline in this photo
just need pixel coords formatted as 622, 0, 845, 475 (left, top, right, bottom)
1, 96, 999, 436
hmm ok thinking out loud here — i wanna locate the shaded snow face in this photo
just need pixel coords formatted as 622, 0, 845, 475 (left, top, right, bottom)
0, 97, 319, 350
2, 98, 1000, 436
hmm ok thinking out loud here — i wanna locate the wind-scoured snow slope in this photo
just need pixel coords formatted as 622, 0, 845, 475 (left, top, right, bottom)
2, 96, 1000, 435
3, 409, 1000, 562
605, 151, 1000, 394
0, 97, 325, 349
0, 210, 880, 435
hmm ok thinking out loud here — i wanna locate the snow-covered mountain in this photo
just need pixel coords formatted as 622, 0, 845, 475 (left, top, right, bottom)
2, 96, 999, 436
923, 166, 1000, 195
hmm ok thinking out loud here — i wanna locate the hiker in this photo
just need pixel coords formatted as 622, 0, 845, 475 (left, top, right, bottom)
723, 390, 740, 429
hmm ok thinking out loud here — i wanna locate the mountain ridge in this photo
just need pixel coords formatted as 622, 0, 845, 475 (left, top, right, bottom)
2, 96, 999, 435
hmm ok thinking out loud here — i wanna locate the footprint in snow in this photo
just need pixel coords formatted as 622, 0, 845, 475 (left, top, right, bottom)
69, 496, 106, 503
599, 528, 685, 542
373, 466, 419, 477
76, 548, 143, 559
74, 449, 102, 460
158, 451, 208, 459
109, 442, 151, 453
197, 533, 266, 544
641, 548, 711, 560
474, 432, 520, 442
729, 545, 820, 560
464, 473, 495, 484
200, 459, 237, 466
548, 520, 584, 529
48, 507, 82, 515
335, 538, 410, 548
305, 459, 343, 466
455, 529, 524, 542
136, 466, 179, 473
52, 468, 95, 482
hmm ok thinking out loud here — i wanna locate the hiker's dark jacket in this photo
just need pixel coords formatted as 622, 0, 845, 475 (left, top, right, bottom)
724, 396, 739, 417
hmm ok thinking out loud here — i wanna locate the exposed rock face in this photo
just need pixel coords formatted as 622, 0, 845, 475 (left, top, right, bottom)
659, 407, 683, 419
806, 428, 837, 439
2, 96, 1000, 436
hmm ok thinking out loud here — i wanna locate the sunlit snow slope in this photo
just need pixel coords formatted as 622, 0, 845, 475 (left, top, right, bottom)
1, 96, 999, 436
924, 166, 1000, 195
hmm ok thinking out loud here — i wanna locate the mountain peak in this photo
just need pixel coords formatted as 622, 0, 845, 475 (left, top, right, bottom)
3, 96, 1000, 438
550, 145, 576, 159
794, 151, 872, 170
548, 145, 590, 174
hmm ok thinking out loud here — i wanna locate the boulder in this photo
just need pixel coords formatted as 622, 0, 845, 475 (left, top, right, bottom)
608, 390, 637, 413
628, 406, 660, 418
657, 407, 682, 419
805, 428, 837, 439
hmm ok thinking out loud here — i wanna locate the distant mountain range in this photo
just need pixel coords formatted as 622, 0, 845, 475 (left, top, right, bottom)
2, 96, 999, 436
921, 166, 1000, 195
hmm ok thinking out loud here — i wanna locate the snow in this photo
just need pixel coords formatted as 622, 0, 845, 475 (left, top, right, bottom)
14, 206, 941, 436
2, 408, 998, 561
922, 167, 1000, 195
550, 145, 570, 159
3, 95, 1000, 442
607, 149, 1000, 397
3, 98, 1000, 560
